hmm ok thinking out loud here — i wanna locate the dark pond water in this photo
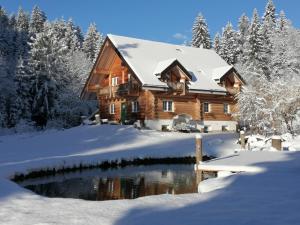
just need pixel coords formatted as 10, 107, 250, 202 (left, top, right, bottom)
18, 164, 214, 201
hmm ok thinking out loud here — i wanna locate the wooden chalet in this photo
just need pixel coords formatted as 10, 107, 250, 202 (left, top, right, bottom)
81, 34, 244, 131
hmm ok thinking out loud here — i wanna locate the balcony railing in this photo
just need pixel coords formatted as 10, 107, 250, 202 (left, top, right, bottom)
167, 82, 185, 93
98, 82, 139, 97
117, 82, 139, 96
99, 86, 110, 95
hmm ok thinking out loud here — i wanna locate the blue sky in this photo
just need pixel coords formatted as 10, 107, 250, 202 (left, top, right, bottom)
1, 0, 299, 44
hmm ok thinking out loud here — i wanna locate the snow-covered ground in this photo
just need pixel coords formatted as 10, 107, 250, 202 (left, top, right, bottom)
1, 125, 300, 225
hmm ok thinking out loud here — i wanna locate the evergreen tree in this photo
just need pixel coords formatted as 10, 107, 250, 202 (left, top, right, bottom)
263, 0, 276, 27
29, 22, 67, 127
277, 10, 290, 33
191, 13, 211, 49
219, 22, 239, 65
213, 32, 221, 54
15, 57, 33, 120
65, 19, 82, 51
16, 7, 30, 58
243, 9, 266, 71
83, 23, 103, 62
237, 13, 250, 60
29, 5, 46, 35
0, 7, 10, 57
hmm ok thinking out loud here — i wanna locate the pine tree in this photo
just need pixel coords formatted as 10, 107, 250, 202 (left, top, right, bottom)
65, 19, 82, 51
191, 13, 211, 49
263, 0, 276, 27
243, 9, 266, 71
0, 7, 10, 56
277, 10, 290, 33
237, 13, 250, 60
213, 33, 221, 54
15, 57, 33, 120
83, 23, 103, 62
29, 5, 46, 35
219, 22, 239, 65
16, 7, 30, 58
29, 22, 67, 127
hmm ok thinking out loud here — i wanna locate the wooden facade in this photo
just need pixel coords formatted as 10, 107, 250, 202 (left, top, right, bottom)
81, 36, 243, 131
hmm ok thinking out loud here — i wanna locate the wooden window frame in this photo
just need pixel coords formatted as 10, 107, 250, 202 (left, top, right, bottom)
109, 103, 115, 114
224, 103, 230, 114
132, 101, 139, 113
163, 100, 173, 112
203, 102, 210, 113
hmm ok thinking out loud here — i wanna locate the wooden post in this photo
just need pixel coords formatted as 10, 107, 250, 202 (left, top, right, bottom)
121, 70, 125, 84
195, 134, 203, 186
240, 131, 245, 150
272, 136, 282, 151
196, 169, 203, 186
195, 134, 203, 164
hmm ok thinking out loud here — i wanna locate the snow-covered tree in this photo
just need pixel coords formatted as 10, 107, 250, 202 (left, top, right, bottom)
237, 13, 250, 60
277, 10, 290, 33
16, 7, 30, 58
29, 5, 46, 35
83, 23, 103, 62
65, 19, 82, 51
191, 13, 211, 49
219, 22, 239, 65
28, 22, 68, 127
240, 8, 269, 80
263, 0, 276, 28
213, 33, 221, 54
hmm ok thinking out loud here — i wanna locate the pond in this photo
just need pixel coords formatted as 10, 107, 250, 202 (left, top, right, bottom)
18, 164, 214, 201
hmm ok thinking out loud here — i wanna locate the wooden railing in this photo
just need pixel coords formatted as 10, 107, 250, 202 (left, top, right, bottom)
98, 82, 139, 97
117, 82, 139, 96
99, 86, 110, 95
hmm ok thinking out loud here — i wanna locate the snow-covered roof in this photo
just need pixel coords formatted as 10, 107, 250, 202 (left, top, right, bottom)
153, 58, 178, 76
212, 65, 234, 81
108, 34, 231, 93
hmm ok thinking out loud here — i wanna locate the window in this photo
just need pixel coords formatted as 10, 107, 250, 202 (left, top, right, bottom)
112, 77, 118, 86
109, 103, 115, 114
163, 100, 173, 112
224, 103, 230, 114
203, 102, 210, 113
132, 101, 139, 112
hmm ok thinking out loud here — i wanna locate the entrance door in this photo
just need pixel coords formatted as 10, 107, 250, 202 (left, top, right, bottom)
121, 103, 127, 124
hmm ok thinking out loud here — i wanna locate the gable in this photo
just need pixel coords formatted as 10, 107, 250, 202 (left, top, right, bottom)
81, 37, 142, 99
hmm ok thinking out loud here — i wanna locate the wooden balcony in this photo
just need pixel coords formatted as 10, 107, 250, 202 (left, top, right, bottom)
99, 86, 110, 95
98, 83, 140, 97
117, 82, 139, 96
167, 82, 185, 93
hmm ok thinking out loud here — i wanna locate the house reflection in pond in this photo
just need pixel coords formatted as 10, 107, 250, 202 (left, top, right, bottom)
95, 170, 198, 201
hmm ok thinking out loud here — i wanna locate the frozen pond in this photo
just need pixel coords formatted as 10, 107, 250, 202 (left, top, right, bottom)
18, 164, 214, 201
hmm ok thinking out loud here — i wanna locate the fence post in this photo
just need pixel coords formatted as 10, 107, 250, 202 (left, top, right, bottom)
240, 131, 245, 150
195, 134, 203, 185
195, 134, 203, 164
272, 136, 282, 151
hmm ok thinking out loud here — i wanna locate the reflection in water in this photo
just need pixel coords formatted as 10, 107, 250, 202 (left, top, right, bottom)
20, 165, 214, 201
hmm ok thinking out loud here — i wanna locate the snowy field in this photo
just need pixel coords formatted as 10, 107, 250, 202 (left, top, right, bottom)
1, 125, 300, 225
